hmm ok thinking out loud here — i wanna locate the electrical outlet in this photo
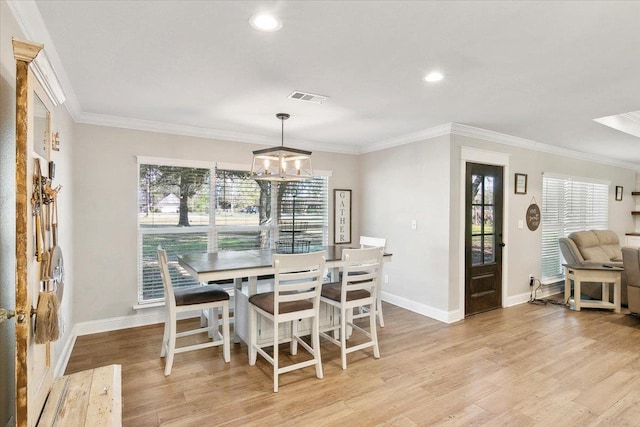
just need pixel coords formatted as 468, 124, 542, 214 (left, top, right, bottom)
384, 274, 389, 284
529, 274, 535, 286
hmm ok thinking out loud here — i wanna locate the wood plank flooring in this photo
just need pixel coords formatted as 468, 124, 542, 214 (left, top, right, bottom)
65, 302, 640, 426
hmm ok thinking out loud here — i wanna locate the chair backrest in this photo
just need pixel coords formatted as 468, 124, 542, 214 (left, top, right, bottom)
341, 247, 384, 301
157, 247, 177, 309
359, 236, 386, 249
272, 251, 326, 315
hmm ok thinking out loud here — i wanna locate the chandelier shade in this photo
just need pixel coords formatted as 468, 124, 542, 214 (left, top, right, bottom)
250, 113, 314, 181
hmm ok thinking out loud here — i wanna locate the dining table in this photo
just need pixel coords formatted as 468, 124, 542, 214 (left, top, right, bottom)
177, 245, 392, 345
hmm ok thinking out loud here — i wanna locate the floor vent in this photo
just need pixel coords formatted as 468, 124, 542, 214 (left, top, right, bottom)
288, 91, 329, 104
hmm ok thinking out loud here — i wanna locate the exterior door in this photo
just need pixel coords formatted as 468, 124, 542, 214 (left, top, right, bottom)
465, 162, 504, 316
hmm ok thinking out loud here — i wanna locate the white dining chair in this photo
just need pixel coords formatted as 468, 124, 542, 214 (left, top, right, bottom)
248, 251, 326, 392
358, 235, 387, 327
320, 246, 383, 369
157, 247, 230, 376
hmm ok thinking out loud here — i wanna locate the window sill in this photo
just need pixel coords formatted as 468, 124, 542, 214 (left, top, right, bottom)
133, 301, 165, 310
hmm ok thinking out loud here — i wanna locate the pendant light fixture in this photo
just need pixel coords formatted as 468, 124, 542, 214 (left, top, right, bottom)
250, 113, 313, 181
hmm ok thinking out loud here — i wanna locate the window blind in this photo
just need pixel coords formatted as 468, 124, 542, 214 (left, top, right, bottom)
541, 175, 609, 280
277, 177, 329, 248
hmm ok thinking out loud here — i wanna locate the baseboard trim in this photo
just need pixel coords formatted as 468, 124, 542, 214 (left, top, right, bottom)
504, 284, 564, 307
54, 325, 77, 377
382, 291, 461, 324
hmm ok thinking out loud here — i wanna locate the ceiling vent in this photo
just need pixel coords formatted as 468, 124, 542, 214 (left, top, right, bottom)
288, 91, 329, 104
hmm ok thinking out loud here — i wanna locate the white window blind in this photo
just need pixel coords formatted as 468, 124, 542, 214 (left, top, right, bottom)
541, 174, 609, 280
138, 163, 213, 302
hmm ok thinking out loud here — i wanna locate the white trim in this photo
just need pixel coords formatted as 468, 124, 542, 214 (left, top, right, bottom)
7, 0, 81, 119
360, 123, 453, 154
381, 292, 460, 324
77, 112, 359, 155
451, 123, 640, 171
53, 325, 77, 378
458, 146, 510, 321
136, 155, 214, 170
74, 309, 202, 336
504, 283, 563, 307
30, 51, 65, 106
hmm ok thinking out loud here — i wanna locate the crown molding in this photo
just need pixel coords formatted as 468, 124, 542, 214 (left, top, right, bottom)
76, 112, 360, 155
449, 123, 640, 170
7, 0, 80, 116
358, 123, 453, 154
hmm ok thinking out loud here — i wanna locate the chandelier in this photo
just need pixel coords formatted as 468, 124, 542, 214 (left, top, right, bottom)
250, 113, 313, 181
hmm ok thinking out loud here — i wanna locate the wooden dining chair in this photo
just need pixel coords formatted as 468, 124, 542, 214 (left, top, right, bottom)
248, 251, 326, 392
358, 235, 387, 327
157, 247, 230, 376
320, 246, 383, 369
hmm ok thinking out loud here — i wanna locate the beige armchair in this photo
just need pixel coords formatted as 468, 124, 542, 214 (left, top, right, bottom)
559, 230, 628, 306
621, 247, 640, 314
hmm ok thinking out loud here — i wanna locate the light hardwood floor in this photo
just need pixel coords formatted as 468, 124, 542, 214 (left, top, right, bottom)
65, 302, 640, 426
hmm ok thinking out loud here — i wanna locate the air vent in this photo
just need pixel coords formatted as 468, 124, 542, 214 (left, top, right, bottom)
288, 91, 329, 104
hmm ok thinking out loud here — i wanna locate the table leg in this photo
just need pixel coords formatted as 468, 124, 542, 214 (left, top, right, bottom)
233, 278, 243, 344
614, 276, 621, 313
602, 281, 610, 305
574, 277, 581, 311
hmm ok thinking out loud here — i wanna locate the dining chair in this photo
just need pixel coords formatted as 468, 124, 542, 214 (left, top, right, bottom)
320, 246, 383, 369
157, 247, 230, 376
358, 235, 387, 327
248, 251, 326, 392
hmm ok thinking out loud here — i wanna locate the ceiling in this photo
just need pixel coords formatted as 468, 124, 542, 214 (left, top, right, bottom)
10, 1, 640, 166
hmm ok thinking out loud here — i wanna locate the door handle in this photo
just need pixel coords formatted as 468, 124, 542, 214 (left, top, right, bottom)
499, 242, 506, 247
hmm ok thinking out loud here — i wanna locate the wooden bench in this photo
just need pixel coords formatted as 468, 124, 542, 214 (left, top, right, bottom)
38, 364, 122, 426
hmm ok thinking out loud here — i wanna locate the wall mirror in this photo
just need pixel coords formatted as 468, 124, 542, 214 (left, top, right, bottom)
33, 92, 50, 160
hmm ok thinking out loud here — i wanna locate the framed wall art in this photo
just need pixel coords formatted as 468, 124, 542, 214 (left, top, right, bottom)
515, 173, 528, 194
334, 189, 352, 244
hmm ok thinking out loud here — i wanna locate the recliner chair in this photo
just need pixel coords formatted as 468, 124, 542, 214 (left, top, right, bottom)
559, 230, 628, 306
621, 247, 640, 315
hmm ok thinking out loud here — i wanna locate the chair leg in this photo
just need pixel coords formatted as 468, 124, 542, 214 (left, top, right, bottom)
312, 316, 323, 379
273, 321, 279, 393
222, 302, 230, 363
290, 320, 298, 356
377, 290, 385, 328
340, 307, 348, 370
160, 318, 169, 358
164, 319, 177, 376
370, 302, 380, 359
249, 307, 257, 365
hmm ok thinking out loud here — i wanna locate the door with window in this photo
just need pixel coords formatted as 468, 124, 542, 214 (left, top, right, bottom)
465, 163, 504, 316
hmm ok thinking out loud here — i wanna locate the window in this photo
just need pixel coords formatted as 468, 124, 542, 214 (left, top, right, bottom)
137, 159, 330, 304
541, 173, 609, 281
138, 161, 213, 303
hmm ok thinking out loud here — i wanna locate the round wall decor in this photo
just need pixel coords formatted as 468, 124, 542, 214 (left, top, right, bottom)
526, 203, 541, 231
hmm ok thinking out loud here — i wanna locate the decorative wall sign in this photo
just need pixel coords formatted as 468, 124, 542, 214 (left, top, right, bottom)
615, 186, 623, 201
515, 173, 527, 194
526, 202, 541, 231
334, 189, 352, 244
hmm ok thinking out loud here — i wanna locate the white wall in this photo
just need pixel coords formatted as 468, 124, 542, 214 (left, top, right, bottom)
72, 123, 361, 324
360, 134, 454, 321
360, 130, 637, 323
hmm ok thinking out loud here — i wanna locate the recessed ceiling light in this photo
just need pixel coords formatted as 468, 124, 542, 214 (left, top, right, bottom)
424, 71, 444, 82
250, 13, 282, 32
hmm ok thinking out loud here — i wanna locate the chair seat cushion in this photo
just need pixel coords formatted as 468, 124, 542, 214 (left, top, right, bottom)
249, 292, 312, 315
174, 284, 229, 306
321, 282, 370, 302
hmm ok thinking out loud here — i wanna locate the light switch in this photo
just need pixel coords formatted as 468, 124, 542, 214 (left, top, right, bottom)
518, 219, 524, 229
411, 219, 417, 230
